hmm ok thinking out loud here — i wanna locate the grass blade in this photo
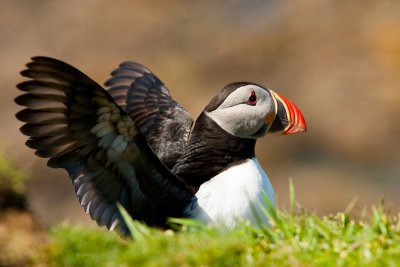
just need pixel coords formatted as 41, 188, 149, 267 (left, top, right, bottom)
117, 203, 150, 240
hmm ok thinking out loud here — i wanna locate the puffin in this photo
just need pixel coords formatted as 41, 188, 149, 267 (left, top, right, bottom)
15, 57, 306, 234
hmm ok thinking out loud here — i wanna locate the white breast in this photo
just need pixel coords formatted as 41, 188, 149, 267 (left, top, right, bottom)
184, 158, 275, 228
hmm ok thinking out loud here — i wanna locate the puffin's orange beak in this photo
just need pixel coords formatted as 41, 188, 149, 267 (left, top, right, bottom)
268, 92, 307, 135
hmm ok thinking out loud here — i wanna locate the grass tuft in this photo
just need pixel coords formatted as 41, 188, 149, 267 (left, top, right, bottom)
32, 182, 400, 267
0, 149, 27, 209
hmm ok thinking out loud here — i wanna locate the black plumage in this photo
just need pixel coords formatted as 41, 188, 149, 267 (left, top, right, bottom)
105, 62, 193, 169
171, 113, 256, 193
15, 57, 193, 234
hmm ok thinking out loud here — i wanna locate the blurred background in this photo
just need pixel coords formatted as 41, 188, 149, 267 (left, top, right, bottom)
1, 0, 400, 230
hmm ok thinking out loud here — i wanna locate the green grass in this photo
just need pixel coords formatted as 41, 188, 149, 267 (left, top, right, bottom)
0, 149, 27, 209
32, 182, 400, 267
1, 150, 396, 266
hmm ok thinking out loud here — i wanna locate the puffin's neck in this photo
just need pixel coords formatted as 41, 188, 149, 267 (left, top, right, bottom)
172, 112, 256, 193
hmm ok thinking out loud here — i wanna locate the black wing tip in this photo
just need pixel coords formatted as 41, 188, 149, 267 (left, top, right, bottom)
19, 124, 34, 136
30, 56, 63, 64
16, 80, 29, 90
19, 69, 32, 78
25, 138, 37, 149
119, 61, 150, 70
21, 56, 59, 69
47, 158, 66, 168
31, 56, 51, 60
15, 109, 27, 121
47, 157, 61, 168
34, 149, 50, 158
17, 56, 52, 74
26, 56, 72, 70
16, 80, 52, 92
14, 94, 29, 106
104, 61, 151, 87
19, 69, 48, 79
23, 56, 77, 74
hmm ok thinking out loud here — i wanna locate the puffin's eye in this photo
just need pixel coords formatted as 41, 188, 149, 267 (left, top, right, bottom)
246, 91, 257, 105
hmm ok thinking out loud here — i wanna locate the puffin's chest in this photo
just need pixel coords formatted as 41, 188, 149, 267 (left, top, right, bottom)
185, 158, 275, 227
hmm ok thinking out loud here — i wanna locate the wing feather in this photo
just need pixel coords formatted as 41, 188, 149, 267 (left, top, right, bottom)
16, 57, 193, 234
105, 62, 193, 169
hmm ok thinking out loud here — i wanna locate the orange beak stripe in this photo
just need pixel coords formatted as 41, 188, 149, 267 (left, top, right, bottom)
275, 93, 307, 135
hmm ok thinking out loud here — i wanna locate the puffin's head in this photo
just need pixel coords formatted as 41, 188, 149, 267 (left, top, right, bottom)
204, 82, 307, 139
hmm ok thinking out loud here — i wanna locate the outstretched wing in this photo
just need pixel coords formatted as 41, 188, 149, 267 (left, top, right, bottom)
104, 62, 193, 169
15, 57, 193, 234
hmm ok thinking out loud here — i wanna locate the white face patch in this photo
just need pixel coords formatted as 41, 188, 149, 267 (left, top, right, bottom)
205, 85, 276, 139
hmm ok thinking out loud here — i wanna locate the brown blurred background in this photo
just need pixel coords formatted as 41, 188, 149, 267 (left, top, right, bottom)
1, 0, 400, 228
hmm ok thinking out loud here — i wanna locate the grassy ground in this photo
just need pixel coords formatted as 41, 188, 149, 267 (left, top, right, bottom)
31, 185, 400, 267
0, 149, 27, 209
1, 151, 399, 266
0, 150, 47, 266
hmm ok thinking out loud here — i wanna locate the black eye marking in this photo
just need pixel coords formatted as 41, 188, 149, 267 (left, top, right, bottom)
246, 91, 257, 105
